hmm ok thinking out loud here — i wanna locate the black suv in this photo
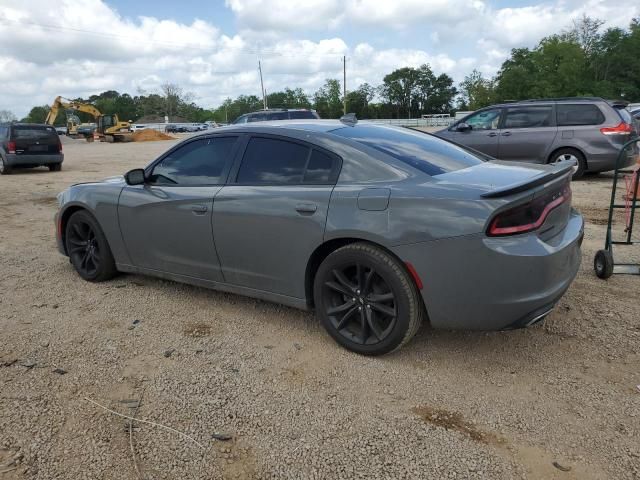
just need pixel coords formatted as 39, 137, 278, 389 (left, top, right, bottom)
233, 109, 320, 124
0, 123, 64, 175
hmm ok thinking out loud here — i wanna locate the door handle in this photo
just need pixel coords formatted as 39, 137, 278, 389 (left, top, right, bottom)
501, 131, 512, 136
191, 204, 208, 215
295, 203, 318, 214
487, 132, 498, 137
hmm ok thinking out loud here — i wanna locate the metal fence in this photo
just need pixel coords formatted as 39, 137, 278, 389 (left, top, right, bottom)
365, 117, 456, 128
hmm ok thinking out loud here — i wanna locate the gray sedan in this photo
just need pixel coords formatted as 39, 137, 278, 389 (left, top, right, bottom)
55, 121, 584, 355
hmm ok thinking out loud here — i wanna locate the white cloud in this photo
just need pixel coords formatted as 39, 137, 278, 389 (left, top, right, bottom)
0, 0, 638, 118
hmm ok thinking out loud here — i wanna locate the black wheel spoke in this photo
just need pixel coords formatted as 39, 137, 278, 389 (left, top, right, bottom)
359, 308, 368, 344
356, 264, 365, 292
366, 308, 383, 341
327, 299, 355, 315
362, 269, 374, 296
325, 281, 353, 297
80, 251, 90, 270
367, 292, 394, 303
69, 245, 86, 255
333, 269, 355, 292
72, 223, 84, 238
369, 302, 396, 318
68, 237, 87, 247
336, 306, 359, 330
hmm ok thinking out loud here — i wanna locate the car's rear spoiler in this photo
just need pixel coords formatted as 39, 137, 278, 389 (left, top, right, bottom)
480, 160, 574, 198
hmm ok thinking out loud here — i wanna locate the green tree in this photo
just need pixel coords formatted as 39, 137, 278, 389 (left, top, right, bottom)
21, 105, 50, 123
458, 70, 496, 110
345, 83, 375, 118
313, 79, 343, 118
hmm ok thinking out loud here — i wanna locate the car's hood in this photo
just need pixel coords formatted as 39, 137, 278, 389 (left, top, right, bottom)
436, 160, 574, 197
71, 175, 126, 187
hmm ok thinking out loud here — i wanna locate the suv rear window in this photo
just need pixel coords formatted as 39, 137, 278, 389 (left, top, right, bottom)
289, 110, 317, 120
12, 125, 58, 139
332, 125, 483, 176
557, 104, 605, 126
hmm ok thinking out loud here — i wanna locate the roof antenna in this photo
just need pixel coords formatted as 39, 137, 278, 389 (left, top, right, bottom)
340, 113, 357, 126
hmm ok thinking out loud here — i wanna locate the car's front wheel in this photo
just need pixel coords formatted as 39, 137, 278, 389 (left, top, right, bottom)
65, 210, 117, 282
313, 242, 423, 355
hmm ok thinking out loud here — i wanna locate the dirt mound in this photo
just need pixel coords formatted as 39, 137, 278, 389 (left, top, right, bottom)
132, 129, 175, 142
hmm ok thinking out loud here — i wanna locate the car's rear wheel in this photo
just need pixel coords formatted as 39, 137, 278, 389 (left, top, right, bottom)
313, 242, 423, 355
550, 148, 586, 180
49, 163, 62, 172
0, 158, 12, 175
65, 210, 117, 282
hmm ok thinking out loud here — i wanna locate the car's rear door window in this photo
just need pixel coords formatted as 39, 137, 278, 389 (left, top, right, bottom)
503, 106, 553, 128
333, 125, 483, 176
557, 104, 605, 126
267, 111, 288, 120
150, 136, 237, 185
236, 137, 338, 185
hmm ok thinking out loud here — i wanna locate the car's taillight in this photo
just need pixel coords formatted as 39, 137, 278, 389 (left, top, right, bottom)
7, 141, 16, 154
487, 182, 571, 237
600, 122, 634, 136
58, 141, 63, 152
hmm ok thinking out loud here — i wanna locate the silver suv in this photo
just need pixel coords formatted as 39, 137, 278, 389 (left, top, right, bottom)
436, 97, 638, 179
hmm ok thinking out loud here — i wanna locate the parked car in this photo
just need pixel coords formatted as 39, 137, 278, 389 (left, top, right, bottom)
76, 124, 96, 137
233, 109, 320, 124
436, 97, 638, 179
54, 126, 67, 135
0, 123, 63, 174
55, 120, 583, 355
165, 125, 187, 133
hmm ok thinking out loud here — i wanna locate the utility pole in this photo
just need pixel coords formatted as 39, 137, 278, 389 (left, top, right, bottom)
343, 55, 347, 115
258, 60, 267, 110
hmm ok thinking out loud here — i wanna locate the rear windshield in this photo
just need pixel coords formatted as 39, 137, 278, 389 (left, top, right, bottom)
12, 125, 58, 139
332, 125, 483, 176
289, 110, 317, 120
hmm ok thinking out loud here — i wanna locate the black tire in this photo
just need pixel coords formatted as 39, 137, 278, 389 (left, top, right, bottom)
0, 157, 12, 175
313, 242, 424, 356
48, 163, 62, 172
594, 249, 614, 279
65, 210, 117, 282
549, 148, 586, 180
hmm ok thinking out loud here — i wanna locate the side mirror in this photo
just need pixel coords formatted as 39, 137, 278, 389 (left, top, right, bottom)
124, 168, 146, 186
456, 122, 471, 132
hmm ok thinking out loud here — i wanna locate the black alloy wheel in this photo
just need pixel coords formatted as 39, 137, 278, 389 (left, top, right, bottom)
323, 264, 397, 346
65, 210, 117, 282
314, 242, 423, 356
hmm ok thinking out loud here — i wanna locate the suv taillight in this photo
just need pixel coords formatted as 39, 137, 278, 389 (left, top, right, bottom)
487, 182, 571, 237
58, 141, 63, 153
600, 122, 633, 136
7, 141, 16, 154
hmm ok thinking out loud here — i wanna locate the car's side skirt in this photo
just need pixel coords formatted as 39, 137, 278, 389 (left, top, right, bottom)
116, 264, 311, 311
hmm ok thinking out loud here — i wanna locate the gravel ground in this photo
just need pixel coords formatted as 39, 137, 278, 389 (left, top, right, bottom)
1, 136, 639, 480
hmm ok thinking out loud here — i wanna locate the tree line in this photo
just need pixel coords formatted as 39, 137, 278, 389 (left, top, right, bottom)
12, 15, 640, 125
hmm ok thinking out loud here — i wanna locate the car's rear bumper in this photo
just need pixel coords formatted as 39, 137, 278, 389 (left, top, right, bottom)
5, 153, 63, 167
392, 209, 584, 331
587, 142, 638, 173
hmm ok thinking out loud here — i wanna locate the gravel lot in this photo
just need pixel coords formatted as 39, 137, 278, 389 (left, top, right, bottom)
1, 135, 639, 480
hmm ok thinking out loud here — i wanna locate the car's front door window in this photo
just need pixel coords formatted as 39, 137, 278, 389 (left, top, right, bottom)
150, 137, 237, 185
465, 109, 502, 130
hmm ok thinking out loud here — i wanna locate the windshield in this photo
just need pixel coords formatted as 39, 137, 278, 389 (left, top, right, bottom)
332, 124, 484, 176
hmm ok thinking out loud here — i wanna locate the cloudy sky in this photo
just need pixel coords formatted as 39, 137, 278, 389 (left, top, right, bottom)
0, 0, 638, 117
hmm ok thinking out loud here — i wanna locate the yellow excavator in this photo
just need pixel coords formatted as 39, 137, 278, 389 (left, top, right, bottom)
45, 96, 133, 142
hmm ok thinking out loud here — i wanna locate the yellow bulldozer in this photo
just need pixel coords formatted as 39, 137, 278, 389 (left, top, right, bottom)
45, 96, 133, 143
